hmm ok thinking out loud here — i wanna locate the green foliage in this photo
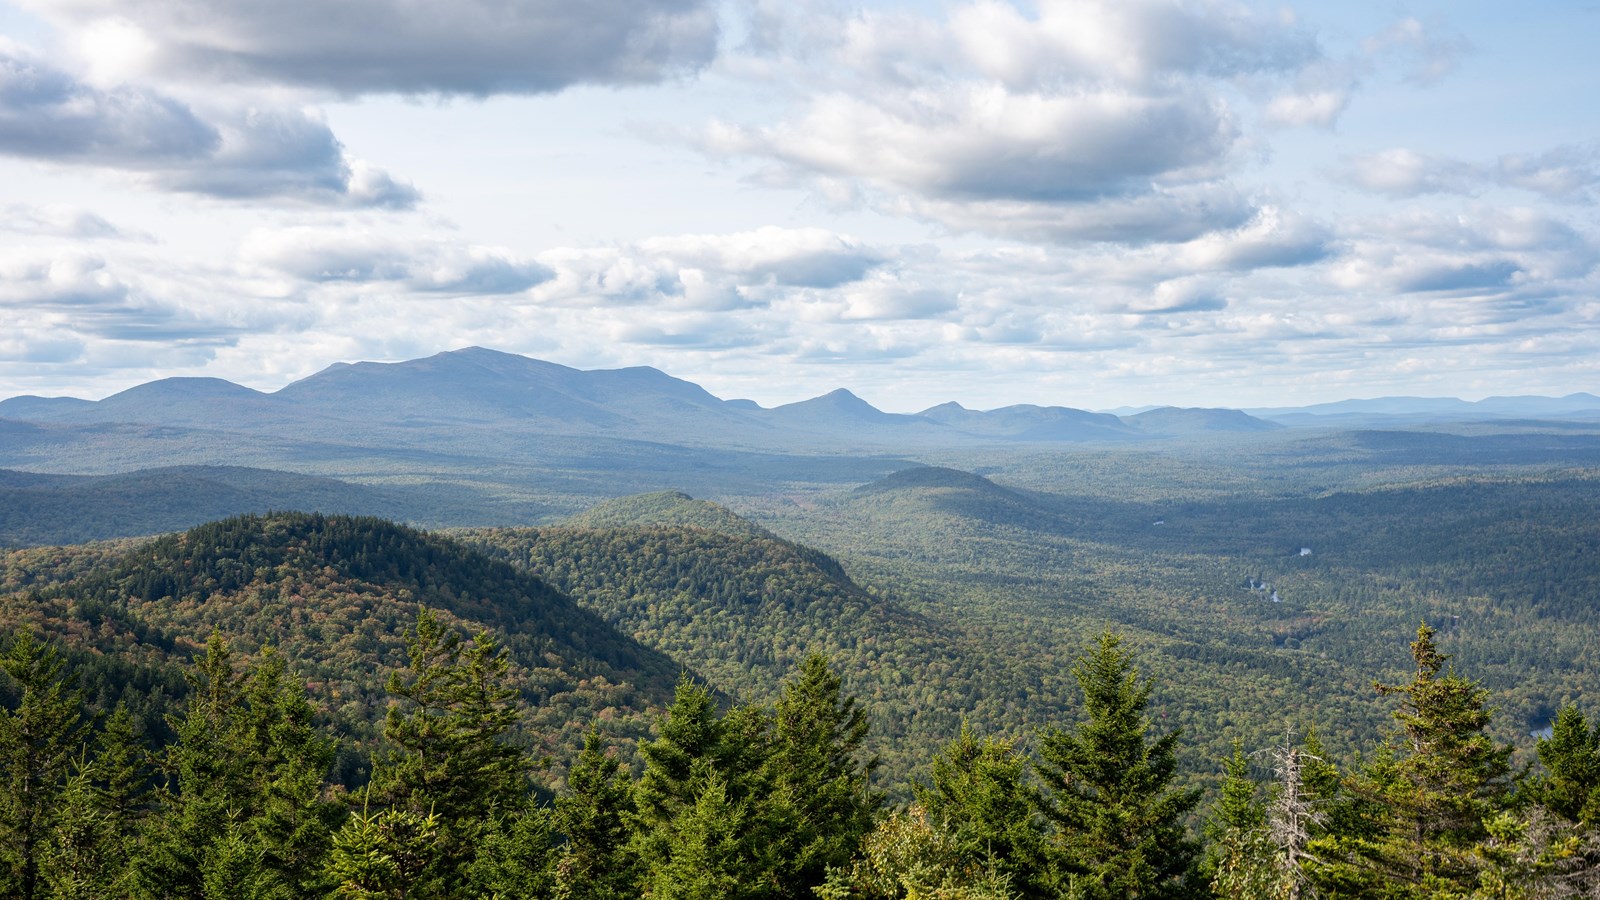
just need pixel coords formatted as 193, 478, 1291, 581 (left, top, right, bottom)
553, 729, 639, 900
767, 653, 883, 891
1034, 630, 1202, 899
1313, 625, 1514, 898
919, 724, 1045, 898
326, 801, 442, 900
1533, 706, 1600, 825
134, 635, 344, 900
374, 608, 531, 887
0, 630, 91, 900
816, 806, 1018, 900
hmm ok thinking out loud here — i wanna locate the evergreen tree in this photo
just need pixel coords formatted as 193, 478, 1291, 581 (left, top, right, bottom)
553, 729, 639, 900
1533, 706, 1600, 825
135, 631, 243, 899
636, 676, 732, 827
1033, 630, 1201, 899
634, 675, 787, 898
326, 797, 442, 900
919, 722, 1046, 898
0, 631, 91, 900
135, 636, 342, 900
373, 607, 530, 891
647, 765, 751, 900
233, 646, 343, 897
766, 654, 882, 895
1321, 624, 1513, 898
40, 706, 149, 898
1207, 741, 1280, 900
465, 803, 557, 899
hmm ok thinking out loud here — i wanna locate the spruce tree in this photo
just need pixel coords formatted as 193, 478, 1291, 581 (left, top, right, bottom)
766, 653, 881, 895
919, 722, 1046, 898
1207, 741, 1279, 900
1321, 624, 1512, 898
372, 608, 531, 892
635, 676, 787, 898
1033, 630, 1201, 899
0, 631, 92, 900
40, 706, 148, 898
1533, 705, 1600, 825
553, 729, 639, 900
136, 636, 342, 900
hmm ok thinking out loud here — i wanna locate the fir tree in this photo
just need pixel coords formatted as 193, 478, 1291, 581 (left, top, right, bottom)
374, 607, 530, 890
766, 654, 882, 895
553, 729, 639, 900
1033, 630, 1201, 899
1533, 706, 1600, 825
1320, 624, 1513, 898
0, 631, 91, 900
919, 722, 1046, 898
1207, 741, 1279, 900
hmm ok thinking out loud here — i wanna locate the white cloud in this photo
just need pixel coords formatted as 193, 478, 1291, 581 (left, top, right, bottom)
1334, 144, 1600, 204
0, 50, 418, 207
23, 0, 719, 96
240, 228, 552, 294
701, 0, 1338, 245
0, 203, 128, 239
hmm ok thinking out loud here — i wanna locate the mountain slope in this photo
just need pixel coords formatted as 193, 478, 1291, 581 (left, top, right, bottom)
2, 512, 687, 767
455, 496, 1060, 781
560, 489, 776, 538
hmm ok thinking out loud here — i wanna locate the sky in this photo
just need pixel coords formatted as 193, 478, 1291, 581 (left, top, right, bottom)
1, 0, 1597, 412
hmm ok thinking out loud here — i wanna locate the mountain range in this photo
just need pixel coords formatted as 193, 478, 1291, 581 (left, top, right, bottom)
0, 346, 1291, 449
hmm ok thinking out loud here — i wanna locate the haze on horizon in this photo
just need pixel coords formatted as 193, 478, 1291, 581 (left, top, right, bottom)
1, 0, 1596, 412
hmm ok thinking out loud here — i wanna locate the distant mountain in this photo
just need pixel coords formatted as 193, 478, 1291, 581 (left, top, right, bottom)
767, 388, 930, 430
560, 490, 775, 539
917, 402, 1139, 441
0, 465, 536, 547
1250, 393, 1600, 427
3, 347, 1595, 505
1125, 407, 1285, 435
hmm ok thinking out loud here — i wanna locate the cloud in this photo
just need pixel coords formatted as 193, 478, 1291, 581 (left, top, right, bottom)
0, 250, 129, 308
0, 50, 418, 207
1263, 89, 1350, 127
24, 0, 719, 96
702, 0, 1337, 245
241, 229, 552, 294
1361, 16, 1470, 85
1334, 144, 1600, 204
639, 226, 884, 288
1393, 259, 1522, 294
712, 86, 1236, 205
0, 203, 127, 239
1496, 145, 1600, 203
535, 227, 887, 310
1331, 148, 1478, 197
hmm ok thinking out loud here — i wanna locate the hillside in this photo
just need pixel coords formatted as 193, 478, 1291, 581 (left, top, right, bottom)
0, 512, 687, 773
455, 497, 1065, 781
560, 489, 775, 538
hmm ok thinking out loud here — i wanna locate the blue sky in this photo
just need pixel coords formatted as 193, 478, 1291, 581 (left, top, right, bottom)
1, 0, 1596, 411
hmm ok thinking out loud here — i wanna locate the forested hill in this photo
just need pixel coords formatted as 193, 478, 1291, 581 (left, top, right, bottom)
455, 502, 1062, 780
560, 489, 776, 538
0, 512, 687, 768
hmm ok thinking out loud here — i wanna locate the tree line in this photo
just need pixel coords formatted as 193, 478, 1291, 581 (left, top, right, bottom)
4, 613, 1600, 899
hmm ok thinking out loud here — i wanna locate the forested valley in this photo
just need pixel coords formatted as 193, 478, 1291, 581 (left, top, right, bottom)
0, 490, 1598, 897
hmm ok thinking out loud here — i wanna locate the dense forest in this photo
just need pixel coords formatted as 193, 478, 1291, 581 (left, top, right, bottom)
4, 607, 1600, 899
1, 455, 1598, 899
